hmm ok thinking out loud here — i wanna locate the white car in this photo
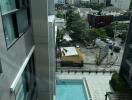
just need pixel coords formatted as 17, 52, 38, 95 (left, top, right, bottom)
105, 39, 113, 45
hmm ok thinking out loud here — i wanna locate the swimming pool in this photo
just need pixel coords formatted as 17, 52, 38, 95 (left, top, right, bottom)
56, 80, 88, 100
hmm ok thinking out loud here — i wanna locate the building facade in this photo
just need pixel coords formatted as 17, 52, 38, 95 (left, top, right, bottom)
0, 0, 56, 100
106, 0, 131, 10
120, 15, 132, 87
55, 0, 65, 4
68, 0, 76, 4
90, 0, 105, 4
88, 14, 113, 28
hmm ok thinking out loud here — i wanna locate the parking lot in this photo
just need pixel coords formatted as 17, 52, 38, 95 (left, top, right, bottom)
57, 37, 125, 72
80, 37, 124, 72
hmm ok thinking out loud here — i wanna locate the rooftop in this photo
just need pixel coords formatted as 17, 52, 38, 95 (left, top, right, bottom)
55, 18, 65, 23
61, 47, 78, 56
63, 34, 72, 42
102, 6, 126, 13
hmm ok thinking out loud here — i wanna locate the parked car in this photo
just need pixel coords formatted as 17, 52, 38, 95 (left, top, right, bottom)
114, 46, 121, 53
106, 39, 113, 45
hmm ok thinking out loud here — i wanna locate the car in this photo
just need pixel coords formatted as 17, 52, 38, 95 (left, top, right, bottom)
107, 40, 113, 44
76, 45, 80, 48
109, 45, 113, 49
114, 46, 121, 53
105, 38, 113, 45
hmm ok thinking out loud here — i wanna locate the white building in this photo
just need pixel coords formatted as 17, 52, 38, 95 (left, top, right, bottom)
111, 0, 131, 10
55, 0, 66, 4
90, 0, 106, 4
78, 8, 92, 18
101, 6, 126, 16
67, 0, 76, 4
99, 0, 105, 4
55, 18, 65, 29
78, 8, 98, 18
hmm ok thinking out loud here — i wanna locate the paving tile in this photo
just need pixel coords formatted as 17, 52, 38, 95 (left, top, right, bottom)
56, 73, 112, 100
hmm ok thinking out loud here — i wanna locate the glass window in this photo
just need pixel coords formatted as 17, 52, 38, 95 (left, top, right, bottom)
2, 15, 16, 46
0, 0, 16, 14
16, 10, 29, 34
16, 0, 28, 9
16, 78, 26, 100
0, 0, 31, 47
15, 55, 36, 100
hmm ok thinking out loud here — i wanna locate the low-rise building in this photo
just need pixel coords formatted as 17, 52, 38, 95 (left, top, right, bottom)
90, 0, 105, 4
78, 8, 93, 18
55, 0, 66, 4
102, 6, 126, 16
55, 18, 65, 29
60, 47, 84, 67
88, 14, 113, 28
105, 0, 131, 10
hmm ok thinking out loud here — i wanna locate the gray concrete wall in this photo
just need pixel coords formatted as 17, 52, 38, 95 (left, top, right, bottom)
0, 0, 55, 99
30, 0, 55, 100
48, 16, 56, 96
0, 10, 34, 100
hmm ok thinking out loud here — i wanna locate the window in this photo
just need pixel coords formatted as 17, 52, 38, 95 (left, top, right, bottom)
0, 0, 31, 47
2, 15, 17, 45
0, 0, 16, 13
16, 10, 29, 34
16, 77, 25, 100
15, 54, 36, 100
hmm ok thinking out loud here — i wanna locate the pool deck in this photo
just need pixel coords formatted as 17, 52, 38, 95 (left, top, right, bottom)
56, 72, 112, 100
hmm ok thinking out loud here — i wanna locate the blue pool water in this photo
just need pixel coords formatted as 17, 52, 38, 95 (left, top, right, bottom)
56, 80, 88, 100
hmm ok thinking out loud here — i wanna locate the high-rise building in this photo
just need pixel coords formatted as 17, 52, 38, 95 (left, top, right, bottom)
120, 15, 132, 86
0, 0, 55, 100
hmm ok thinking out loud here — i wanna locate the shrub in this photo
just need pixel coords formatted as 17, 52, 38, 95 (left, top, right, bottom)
110, 72, 132, 93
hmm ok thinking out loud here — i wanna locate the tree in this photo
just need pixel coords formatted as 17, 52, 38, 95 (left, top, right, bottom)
94, 28, 107, 38
66, 9, 86, 39
118, 32, 127, 43
78, 3, 105, 10
56, 28, 65, 47
129, 0, 132, 9
81, 28, 106, 43
87, 29, 98, 42
104, 24, 114, 37
56, 10, 64, 18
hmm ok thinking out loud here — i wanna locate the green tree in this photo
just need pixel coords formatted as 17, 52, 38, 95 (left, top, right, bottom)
66, 9, 86, 39
56, 10, 64, 18
78, 3, 105, 10
81, 28, 106, 42
130, 0, 132, 9
94, 28, 107, 38
104, 24, 114, 37
56, 28, 65, 47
